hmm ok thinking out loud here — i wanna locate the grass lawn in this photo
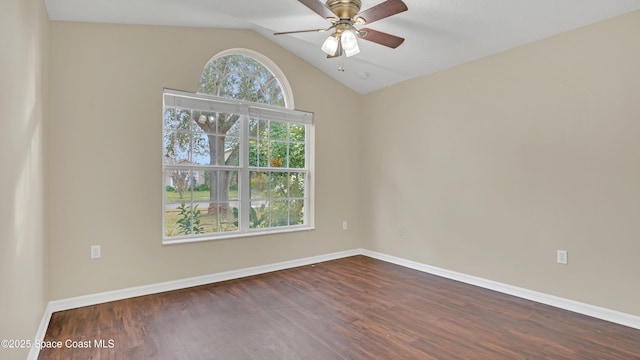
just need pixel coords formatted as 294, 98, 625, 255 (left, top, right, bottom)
165, 190, 239, 202
165, 190, 211, 202
164, 207, 238, 237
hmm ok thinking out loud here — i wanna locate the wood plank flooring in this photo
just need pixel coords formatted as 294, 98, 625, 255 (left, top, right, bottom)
39, 255, 640, 359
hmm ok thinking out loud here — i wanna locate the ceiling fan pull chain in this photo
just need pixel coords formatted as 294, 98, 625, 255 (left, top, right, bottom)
338, 53, 345, 72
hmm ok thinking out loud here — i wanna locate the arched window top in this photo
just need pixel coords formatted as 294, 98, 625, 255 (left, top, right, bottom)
198, 49, 294, 109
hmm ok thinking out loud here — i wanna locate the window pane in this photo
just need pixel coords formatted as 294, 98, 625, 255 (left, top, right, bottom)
248, 118, 264, 139
289, 199, 304, 225
269, 141, 287, 168
219, 205, 239, 232
191, 172, 210, 202
204, 203, 238, 234
200, 203, 218, 235
217, 114, 241, 134
249, 140, 258, 167
164, 173, 200, 237
258, 141, 269, 167
289, 173, 305, 198
249, 202, 267, 229
251, 172, 269, 200
164, 204, 181, 237
225, 136, 240, 166
164, 168, 193, 203
227, 120, 241, 137
269, 172, 288, 198
164, 108, 198, 131
188, 203, 209, 235
290, 124, 305, 142
192, 132, 214, 165
166, 203, 206, 237
208, 170, 235, 204
269, 200, 289, 227
201, 170, 240, 233
289, 143, 305, 168
193, 111, 217, 134
163, 129, 191, 162
269, 121, 288, 140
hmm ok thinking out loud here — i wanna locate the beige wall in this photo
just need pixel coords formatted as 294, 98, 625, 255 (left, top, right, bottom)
4, 5, 639, 349
362, 11, 640, 316
0, 0, 49, 359
47, 22, 364, 299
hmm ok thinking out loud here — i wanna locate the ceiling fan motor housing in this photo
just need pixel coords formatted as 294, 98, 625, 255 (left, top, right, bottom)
326, 0, 361, 19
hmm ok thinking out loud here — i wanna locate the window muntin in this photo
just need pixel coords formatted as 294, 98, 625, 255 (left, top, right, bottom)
162, 90, 312, 243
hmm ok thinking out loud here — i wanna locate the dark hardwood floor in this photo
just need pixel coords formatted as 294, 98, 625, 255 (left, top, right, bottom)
39, 255, 640, 359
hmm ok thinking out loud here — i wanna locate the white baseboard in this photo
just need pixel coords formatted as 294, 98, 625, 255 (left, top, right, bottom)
27, 249, 359, 360
360, 249, 640, 330
27, 302, 54, 360
29, 247, 640, 360
46, 249, 360, 314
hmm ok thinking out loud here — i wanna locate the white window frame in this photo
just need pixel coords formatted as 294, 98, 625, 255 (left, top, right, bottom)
162, 89, 314, 245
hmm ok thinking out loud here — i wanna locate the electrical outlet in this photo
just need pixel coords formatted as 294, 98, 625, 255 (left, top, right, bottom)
556, 250, 568, 265
342, 221, 348, 231
91, 245, 101, 259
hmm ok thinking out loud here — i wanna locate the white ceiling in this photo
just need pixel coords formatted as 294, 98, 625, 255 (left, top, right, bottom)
45, 0, 640, 94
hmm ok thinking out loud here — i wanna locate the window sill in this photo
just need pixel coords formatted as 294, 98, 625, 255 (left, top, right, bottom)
162, 226, 315, 246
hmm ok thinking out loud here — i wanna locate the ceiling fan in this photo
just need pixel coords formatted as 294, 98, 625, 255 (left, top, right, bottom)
274, 0, 408, 60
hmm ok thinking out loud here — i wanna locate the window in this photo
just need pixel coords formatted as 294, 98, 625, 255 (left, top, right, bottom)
163, 51, 313, 244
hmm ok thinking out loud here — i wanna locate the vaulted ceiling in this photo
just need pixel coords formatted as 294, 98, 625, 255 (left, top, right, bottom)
45, 0, 640, 94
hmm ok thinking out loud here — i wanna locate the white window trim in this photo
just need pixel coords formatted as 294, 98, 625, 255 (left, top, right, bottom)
162, 89, 315, 245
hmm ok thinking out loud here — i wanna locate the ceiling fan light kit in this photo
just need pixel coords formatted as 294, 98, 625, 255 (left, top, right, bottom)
275, 0, 407, 69
321, 34, 339, 55
340, 29, 360, 56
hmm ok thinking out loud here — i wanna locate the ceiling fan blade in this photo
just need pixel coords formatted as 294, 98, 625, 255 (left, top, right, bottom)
298, 0, 337, 20
355, 0, 407, 25
358, 28, 405, 48
274, 28, 329, 36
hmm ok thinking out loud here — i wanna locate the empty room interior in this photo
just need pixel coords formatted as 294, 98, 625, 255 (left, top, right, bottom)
2, 0, 640, 359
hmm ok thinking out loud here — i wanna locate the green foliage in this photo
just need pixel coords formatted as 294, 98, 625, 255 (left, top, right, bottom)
250, 206, 268, 228
194, 183, 210, 192
176, 203, 204, 235
233, 206, 267, 229
165, 185, 175, 192
250, 173, 269, 195
229, 181, 238, 191
165, 190, 215, 202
